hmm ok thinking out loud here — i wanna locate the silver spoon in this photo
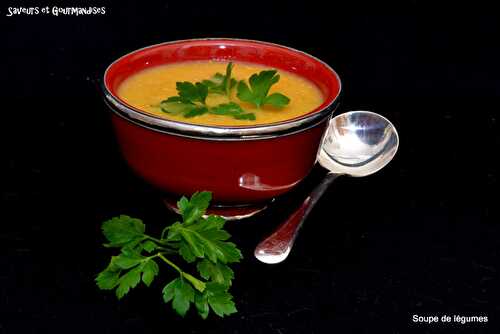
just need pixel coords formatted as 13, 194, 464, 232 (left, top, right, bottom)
254, 111, 399, 264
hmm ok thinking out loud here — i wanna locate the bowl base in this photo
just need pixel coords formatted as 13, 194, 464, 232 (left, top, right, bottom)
163, 198, 269, 221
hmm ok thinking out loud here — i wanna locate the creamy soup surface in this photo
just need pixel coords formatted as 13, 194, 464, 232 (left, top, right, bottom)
117, 61, 324, 126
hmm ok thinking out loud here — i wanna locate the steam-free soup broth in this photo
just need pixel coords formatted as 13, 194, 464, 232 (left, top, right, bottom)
117, 61, 324, 126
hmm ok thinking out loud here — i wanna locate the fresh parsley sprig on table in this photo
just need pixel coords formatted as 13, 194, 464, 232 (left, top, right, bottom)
159, 62, 290, 120
96, 191, 242, 319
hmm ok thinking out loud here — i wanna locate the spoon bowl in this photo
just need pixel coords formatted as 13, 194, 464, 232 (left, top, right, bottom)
318, 111, 399, 176
255, 110, 399, 264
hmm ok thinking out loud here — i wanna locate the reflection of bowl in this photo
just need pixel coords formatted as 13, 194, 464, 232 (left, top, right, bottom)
102, 38, 341, 206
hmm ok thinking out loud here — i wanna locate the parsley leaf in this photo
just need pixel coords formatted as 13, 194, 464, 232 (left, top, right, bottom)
160, 96, 194, 115
204, 282, 237, 317
142, 260, 160, 286
113, 250, 143, 269
201, 76, 223, 94
210, 102, 243, 115
116, 266, 142, 299
210, 102, 256, 120
195, 291, 210, 319
233, 113, 257, 120
167, 217, 242, 264
202, 62, 237, 96
179, 241, 196, 263
162, 277, 195, 317
176, 82, 208, 104
159, 82, 208, 118
194, 283, 237, 319
160, 98, 208, 118
96, 191, 242, 319
197, 259, 234, 287
237, 70, 290, 108
184, 106, 208, 118
101, 215, 145, 248
177, 191, 212, 225
95, 263, 120, 290
99, 247, 160, 298
142, 240, 157, 253
263, 93, 291, 107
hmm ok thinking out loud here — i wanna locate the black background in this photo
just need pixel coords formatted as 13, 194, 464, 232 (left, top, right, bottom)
2, 1, 499, 333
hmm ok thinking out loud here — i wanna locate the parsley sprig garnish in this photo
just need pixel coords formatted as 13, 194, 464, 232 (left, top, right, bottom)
160, 82, 209, 118
96, 191, 242, 319
237, 70, 290, 108
159, 62, 290, 121
210, 102, 256, 120
202, 61, 237, 97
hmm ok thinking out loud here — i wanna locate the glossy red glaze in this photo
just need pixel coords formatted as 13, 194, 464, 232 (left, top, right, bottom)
111, 113, 328, 204
103, 39, 341, 206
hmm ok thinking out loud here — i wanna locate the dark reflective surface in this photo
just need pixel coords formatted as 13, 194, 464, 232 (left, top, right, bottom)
3, 2, 499, 333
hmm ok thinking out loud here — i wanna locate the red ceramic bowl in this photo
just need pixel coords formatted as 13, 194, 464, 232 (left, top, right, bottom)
102, 38, 341, 207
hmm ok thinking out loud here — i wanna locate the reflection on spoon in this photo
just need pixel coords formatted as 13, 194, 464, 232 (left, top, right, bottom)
255, 111, 399, 264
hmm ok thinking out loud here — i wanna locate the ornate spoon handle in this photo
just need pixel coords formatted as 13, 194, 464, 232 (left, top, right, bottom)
254, 173, 341, 264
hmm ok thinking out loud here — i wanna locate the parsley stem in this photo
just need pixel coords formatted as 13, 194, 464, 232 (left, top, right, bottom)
156, 253, 205, 292
157, 253, 182, 274
160, 226, 171, 240
145, 235, 170, 246
155, 246, 176, 253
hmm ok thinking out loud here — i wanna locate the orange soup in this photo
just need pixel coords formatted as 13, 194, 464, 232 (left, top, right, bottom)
117, 61, 324, 126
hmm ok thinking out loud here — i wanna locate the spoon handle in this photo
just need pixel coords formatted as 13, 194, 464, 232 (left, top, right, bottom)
254, 172, 340, 264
